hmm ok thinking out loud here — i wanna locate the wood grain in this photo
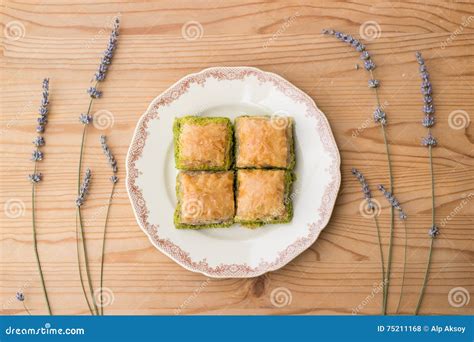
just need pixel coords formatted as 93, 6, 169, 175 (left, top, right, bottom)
1, 0, 473, 315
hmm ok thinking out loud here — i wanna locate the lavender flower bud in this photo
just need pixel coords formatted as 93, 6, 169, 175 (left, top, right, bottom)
422, 116, 435, 128
378, 185, 407, 220
351, 168, 374, 210
422, 133, 437, 147
428, 225, 439, 238
423, 104, 435, 115
373, 107, 387, 125
94, 18, 120, 82
33, 136, 45, 147
360, 51, 370, 60
31, 150, 43, 161
368, 79, 379, 88
110, 175, 119, 184
364, 59, 376, 71
79, 113, 93, 125
87, 87, 102, 99
36, 125, 45, 133
28, 173, 42, 183
16, 292, 25, 302
76, 168, 92, 207
100, 135, 118, 173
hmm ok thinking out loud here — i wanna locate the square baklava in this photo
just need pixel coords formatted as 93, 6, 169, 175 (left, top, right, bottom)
175, 171, 235, 228
235, 116, 294, 169
174, 116, 233, 171
235, 169, 293, 227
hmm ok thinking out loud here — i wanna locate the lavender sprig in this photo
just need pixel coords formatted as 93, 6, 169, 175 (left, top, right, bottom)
415, 52, 438, 315
98, 135, 119, 315
30, 78, 52, 315
76, 18, 120, 316
100, 135, 118, 175
324, 29, 394, 315
351, 168, 385, 315
76, 168, 92, 207
378, 185, 407, 220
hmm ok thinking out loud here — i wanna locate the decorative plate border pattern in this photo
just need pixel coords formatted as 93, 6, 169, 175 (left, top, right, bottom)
126, 66, 341, 278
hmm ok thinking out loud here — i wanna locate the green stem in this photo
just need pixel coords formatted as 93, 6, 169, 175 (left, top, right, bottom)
415, 144, 435, 315
373, 214, 385, 315
78, 208, 99, 315
31, 163, 52, 315
75, 210, 94, 315
99, 182, 116, 315
22, 302, 32, 315
396, 220, 408, 314
374, 82, 395, 315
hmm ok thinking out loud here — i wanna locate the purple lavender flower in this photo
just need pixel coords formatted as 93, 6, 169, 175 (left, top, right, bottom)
94, 18, 120, 82
368, 79, 379, 88
33, 136, 45, 147
428, 225, 439, 238
423, 104, 435, 115
422, 133, 437, 147
373, 106, 387, 125
422, 116, 435, 128
28, 173, 42, 183
100, 135, 118, 174
76, 168, 92, 207
110, 175, 118, 184
16, 292, 25, 302
87, 87, 102, 99
351, 168, 375, 210
378, 185, 407, 220
31, 150, 43, 161
364, 59, 376, 71
79, 113, 93, 125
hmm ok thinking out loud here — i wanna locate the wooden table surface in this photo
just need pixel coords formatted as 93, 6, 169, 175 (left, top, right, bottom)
1, 0, 473, 315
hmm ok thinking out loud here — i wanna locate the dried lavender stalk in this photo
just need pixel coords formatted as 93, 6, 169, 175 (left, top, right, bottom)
75, 17, 120, 315
352, 168, 385, 314
414, 52, 438, 315
98, 135, 118, 315
324, 29, 394, 314
30, 78, 52, 315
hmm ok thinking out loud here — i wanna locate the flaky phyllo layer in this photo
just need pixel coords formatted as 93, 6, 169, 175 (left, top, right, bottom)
174, 116, 233, 171
175, 171, 235, 229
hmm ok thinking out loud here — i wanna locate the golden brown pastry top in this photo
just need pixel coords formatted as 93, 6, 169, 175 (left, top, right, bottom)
179, 122, 228, 168
179, 171, 235, 224
235, 117, 291, 168
235, 170, 286, 221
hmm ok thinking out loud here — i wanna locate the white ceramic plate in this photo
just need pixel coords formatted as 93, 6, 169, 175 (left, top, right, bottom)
126, 66, 340, 278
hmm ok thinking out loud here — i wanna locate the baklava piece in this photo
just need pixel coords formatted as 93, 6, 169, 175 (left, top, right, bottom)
235, 169, 293, 227
235, 115, 294, 169
174, 116, 233, 171
175, 171, 235, 228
